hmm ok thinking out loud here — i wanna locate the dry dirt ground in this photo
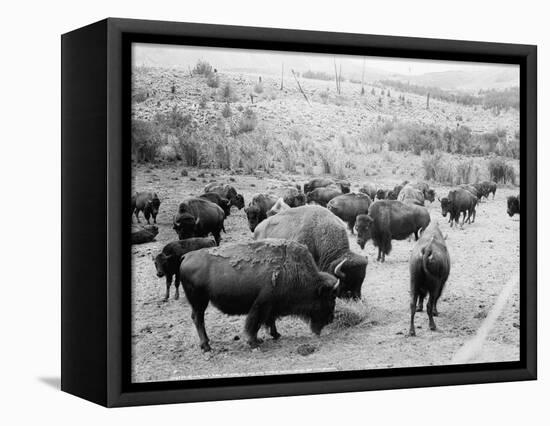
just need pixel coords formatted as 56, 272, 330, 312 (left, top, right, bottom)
131, 164, 520, 383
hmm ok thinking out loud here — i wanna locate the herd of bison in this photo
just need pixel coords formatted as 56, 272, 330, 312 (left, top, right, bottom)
131, 175, 520, 357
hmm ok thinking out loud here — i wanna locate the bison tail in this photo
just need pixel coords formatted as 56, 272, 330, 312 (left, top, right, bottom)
222, 224, 226, 233
421, 243, 440, 283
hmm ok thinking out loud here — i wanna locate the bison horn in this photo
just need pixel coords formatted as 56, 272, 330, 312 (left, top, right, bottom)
333, 279, 340, 290
334, 259, 346, 278
195, 217, 200, 225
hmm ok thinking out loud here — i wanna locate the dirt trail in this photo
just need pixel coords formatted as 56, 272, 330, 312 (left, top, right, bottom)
131, 165, 519, 383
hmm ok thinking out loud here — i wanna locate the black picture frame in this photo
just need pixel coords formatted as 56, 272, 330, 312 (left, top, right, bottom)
61, 17, 537, 407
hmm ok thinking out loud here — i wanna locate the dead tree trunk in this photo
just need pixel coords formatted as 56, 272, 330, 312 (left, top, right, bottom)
291, 69, 310, 105
280, 63, 284, 90
427, 92, 430, 109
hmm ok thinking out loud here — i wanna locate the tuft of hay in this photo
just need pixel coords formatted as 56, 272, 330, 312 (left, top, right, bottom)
332, 299, 369, 329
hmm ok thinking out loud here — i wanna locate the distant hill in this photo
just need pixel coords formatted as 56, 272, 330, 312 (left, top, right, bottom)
392, 68, 519, 92
134, 45, 519, 93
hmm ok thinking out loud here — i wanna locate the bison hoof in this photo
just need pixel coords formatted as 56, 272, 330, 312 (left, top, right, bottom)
433, 310, 439, 317
430, 324, 437, 331
409, 329, 416, 337
200, 342, 212, 352
416, 306, 423, 312
174, 294, 179, 301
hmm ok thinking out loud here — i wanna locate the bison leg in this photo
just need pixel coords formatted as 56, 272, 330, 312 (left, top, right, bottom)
267, 318, 281, 340
191, 308, 210, 352
426, 296, 437, 331
416, 295, 425, 312
134, 210, 141, 223
152, 213, 157, 224
409, 292, 419, 336
212, 231, 221, 246
174, 277, 180, 301
244, 301, 266, 348
144, 210, 151, 225
164, 275, 172, 301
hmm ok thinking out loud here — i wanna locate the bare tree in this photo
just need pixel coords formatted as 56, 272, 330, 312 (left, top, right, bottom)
291, 69, 310, 105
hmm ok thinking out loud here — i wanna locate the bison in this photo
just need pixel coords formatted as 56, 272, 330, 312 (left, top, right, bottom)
199, 192, 231, 218
359, 183, 377, 200
477, 181, 497, 200
179, 239, 340, 351
131, 224, 158, 245
440, 188, 477, 227
281, 187, 306, 207
254, 205, 368, 300
306, 186, 342, 207
131, 192, 161, 224
507, 194, 520, 217
335, 180, 351, 194
355, 200, 431, 262
303, 177, 335, 194
153, 238, 216, 301
267, 198, 290, 217
203, 183, 245, 210
410, 182, 435, 203
173, 198, 225, 245
327, 193, 372, 234
397, 185, 425, 206
409, 221, 450, 336
245, 193, 278, 232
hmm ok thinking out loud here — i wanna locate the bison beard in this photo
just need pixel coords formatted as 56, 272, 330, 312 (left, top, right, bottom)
409, 222, 450, 336
179, 239, 339, 351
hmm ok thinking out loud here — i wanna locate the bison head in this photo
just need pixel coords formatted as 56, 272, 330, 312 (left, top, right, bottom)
309, 272, 339, 335
331, 255, 368, 300
375, 189, 387, 200
232, 193, 245, 210
425, 189, 435, 203
355, 214, 374, 249
440, 197, 451, 217
153, 253, 170, 278
245, 205, 262, 232
151, 194, 161, 216
173, 213, 197, 240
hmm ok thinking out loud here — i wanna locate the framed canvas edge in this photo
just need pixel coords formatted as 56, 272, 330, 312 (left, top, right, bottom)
99, 18, 536, 408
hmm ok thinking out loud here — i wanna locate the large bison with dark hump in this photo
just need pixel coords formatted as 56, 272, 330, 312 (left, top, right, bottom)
359, 182, 377, 200
327, 193, 372, 234
507, 194, 520, 217
153, 238, 216, 301
281, 187, 306, 207
199, 192, 231, 218
172, 197, 225, 245
459, 184, 482, 200
131, 192, 161, 224
303, 177, 335, 194
397, 185, 425, 206
179, 239, 340, 351
306, 186, 342, 207
245, 193, 278, 232
408, 221, 450, 336
254, 205, 368, 300
203, 183, 245, 209
355, 200, 431, 262
440, 188, 477, 227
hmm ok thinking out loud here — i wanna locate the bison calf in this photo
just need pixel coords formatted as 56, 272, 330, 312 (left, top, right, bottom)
179, 239, 339, 351
153, 238, 216, 301
409, 221, 450, 336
